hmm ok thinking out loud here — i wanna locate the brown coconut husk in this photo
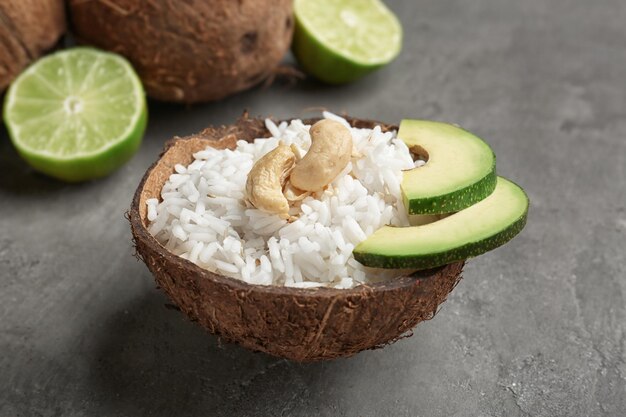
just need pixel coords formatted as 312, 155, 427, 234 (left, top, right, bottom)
0, 0, 66, 91
129, 115, 464, 362
68, 0, 294, 103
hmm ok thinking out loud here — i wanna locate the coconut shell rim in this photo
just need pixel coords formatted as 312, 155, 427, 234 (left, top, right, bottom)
129, 114, 464, 300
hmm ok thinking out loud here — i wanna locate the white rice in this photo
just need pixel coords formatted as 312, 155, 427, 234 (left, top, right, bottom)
147, 112, 417, 289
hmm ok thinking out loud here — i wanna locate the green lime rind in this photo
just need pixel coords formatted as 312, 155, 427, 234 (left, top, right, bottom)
292, 0, 402, 84
292, 20, 386, 84
3, 47, 147, 182
6, 107, 147, 182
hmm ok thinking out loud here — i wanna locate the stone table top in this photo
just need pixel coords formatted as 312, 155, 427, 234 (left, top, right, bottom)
1, 0, 625, 415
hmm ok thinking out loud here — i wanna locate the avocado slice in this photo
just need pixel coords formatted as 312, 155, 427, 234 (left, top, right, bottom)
399, 120, 497, 214
353, 177, 528, 269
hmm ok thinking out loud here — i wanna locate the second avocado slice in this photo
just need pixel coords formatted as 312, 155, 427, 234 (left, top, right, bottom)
353, 177, 529, 269
399, 119, 497, 214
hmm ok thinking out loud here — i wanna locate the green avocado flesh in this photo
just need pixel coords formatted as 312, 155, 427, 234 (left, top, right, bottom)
353, 177, 529, 269
399, 119, 497, 214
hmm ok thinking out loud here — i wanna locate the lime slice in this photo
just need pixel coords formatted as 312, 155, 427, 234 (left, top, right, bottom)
3, 47, 147, 182
292, 0, 402, 84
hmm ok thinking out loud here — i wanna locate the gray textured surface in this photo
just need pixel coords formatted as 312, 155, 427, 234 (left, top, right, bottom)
1, 0, 625, 415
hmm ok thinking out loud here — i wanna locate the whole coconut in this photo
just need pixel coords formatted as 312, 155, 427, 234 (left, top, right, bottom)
68, 0, 294, 103
0, 0, 66, 91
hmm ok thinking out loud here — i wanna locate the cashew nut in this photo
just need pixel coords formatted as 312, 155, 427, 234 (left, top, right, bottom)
245, 144, 296, 218
289, 119, 353, 192
283, 182, 309, 202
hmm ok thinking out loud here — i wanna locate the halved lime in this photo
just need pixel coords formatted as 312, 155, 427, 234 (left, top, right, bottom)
292, 0, 402, 84
3, 47, 147, 182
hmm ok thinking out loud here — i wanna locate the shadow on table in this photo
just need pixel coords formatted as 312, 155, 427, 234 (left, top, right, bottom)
87, 289, 352, 416
0, 130, 124, 196
0, 138, 69, 195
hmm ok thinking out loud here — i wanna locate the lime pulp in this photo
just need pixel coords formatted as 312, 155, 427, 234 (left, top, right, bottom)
3, 47, 147, 182
292, 0, 403, 84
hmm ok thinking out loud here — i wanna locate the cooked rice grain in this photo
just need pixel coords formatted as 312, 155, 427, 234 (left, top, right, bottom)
147, 113, 414, 288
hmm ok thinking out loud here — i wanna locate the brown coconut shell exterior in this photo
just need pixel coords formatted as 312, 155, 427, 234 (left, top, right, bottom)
130, 115, 464, 361
68, 0, 294, 103
0, 0, 66, 91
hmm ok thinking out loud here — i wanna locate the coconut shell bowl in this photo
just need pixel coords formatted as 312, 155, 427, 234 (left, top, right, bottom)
130, 115, 464, 362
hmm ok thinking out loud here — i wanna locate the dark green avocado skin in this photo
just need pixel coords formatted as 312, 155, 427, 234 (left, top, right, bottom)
354, 211, 527, 269
405, 163, 497, 215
